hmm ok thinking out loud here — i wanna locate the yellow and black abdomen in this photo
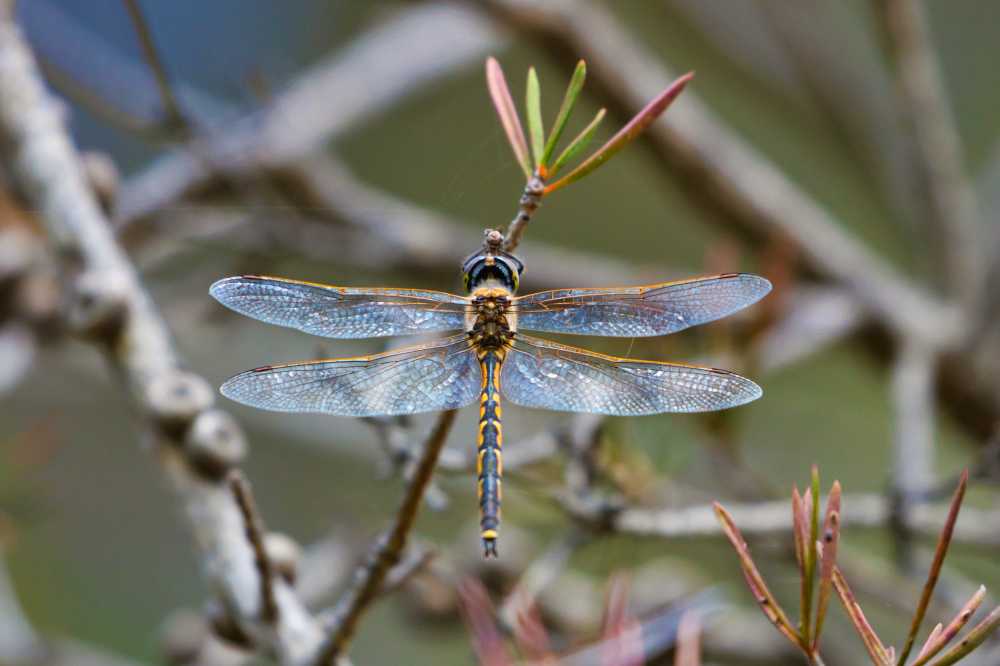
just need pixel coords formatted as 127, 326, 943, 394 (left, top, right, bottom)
477, 350, 504, 557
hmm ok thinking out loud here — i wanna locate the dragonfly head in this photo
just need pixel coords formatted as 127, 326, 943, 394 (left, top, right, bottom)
462, 232, 523, 293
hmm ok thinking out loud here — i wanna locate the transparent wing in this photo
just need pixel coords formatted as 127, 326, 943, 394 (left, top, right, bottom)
514, 273, 771, 337
210, 275, 469, 338
221, 334, 481, 416
501, 335, 761, 415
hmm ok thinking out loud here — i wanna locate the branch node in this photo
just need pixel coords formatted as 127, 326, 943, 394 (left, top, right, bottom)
146, 369, 214, 437
264, 532, 302, 585
65, 269, 128, 340
184, 408, 247, 480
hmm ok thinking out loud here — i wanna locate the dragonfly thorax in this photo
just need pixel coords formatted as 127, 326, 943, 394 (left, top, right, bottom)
467, 286, 516, 351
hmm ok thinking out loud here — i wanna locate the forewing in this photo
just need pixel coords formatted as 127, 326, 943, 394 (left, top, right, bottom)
210, 275, 468, 338
221, 334, 480, 416
515, 273, 771, 337
501, 335, 761, 415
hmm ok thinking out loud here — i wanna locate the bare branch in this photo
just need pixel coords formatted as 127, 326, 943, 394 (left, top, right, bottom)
876, 0, 982, 313
563, 492, 1000, 548
122, 0, 186, 130
228, 472, 279, 624
317, 409, 458, 663
890, 338, 937, 568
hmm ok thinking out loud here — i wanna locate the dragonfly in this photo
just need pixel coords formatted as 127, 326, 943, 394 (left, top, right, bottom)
210, 230, 771, 557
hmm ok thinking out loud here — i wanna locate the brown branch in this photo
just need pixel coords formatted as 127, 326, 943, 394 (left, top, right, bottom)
122, 0, 186, 130
316, 409, 458, 664
504, 173, 545, 254
876, 0, 982, 314
0, 8, 326, 663
228, 472, 279, 624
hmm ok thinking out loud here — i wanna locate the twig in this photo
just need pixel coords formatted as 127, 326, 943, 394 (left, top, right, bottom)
317, 409, 458, 663
504, 173, 545, 254
0, 9, 325, 662
228, 471, 279, 624
121, 0, 186, 130
876, 0, 982, 314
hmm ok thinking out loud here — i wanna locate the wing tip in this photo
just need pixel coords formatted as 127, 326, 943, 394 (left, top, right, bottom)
725, 272, 773, 300
704, 366, 763, 409
208, 275, 262, 302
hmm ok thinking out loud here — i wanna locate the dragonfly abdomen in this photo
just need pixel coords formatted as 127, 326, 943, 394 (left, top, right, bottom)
477, 350, 504, 558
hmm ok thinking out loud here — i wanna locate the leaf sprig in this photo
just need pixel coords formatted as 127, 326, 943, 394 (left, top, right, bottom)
486, 57, 693, 194
716, 468, 999, 666
486, 57, 693, 253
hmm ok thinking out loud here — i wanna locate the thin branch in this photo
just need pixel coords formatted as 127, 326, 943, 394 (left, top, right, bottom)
228, 471, 279, 624
503, 173, 545, 254
876, 0, 982, 314
121, 0, 186, 130
317, 409, 458, 664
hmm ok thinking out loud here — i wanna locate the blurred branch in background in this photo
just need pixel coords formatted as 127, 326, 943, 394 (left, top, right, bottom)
0, 5, 329, 663
111, 3, 500, 226
875, 0, 982, 317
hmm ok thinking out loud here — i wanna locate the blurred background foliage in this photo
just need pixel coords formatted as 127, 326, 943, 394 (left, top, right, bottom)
1, 1, 998, 664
